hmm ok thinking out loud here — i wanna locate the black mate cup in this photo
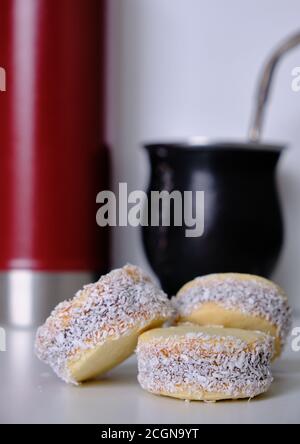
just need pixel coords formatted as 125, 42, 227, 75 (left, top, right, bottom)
142, 139, 285, 296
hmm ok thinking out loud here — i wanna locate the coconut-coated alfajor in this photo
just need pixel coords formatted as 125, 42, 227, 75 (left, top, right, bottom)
137, 325, 274, 401
35, 264, 175, 384
173, 273, 292, 357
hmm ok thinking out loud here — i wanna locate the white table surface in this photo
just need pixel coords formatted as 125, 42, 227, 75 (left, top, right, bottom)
1, 319, 300, 424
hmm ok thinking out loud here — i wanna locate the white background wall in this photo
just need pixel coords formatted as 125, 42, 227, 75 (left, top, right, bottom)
107, 0, 300, 310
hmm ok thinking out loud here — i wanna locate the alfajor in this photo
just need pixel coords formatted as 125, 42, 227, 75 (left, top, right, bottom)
35, 264, 175, 384
173, 273, 292, 357
137, 325, 274, 401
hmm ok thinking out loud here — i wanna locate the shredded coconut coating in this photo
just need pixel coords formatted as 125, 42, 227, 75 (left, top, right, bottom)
137, 331, 274, 400
173, 274, 292, 347
35, 264, 175, 384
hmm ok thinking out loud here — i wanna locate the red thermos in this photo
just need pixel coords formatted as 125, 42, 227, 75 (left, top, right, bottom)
0, 0, 108, 326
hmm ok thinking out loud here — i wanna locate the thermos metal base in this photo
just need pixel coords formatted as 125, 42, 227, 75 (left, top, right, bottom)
0, 271, 98, 328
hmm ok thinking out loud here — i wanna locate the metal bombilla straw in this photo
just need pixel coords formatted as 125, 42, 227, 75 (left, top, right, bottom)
249, 31, 300, 143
